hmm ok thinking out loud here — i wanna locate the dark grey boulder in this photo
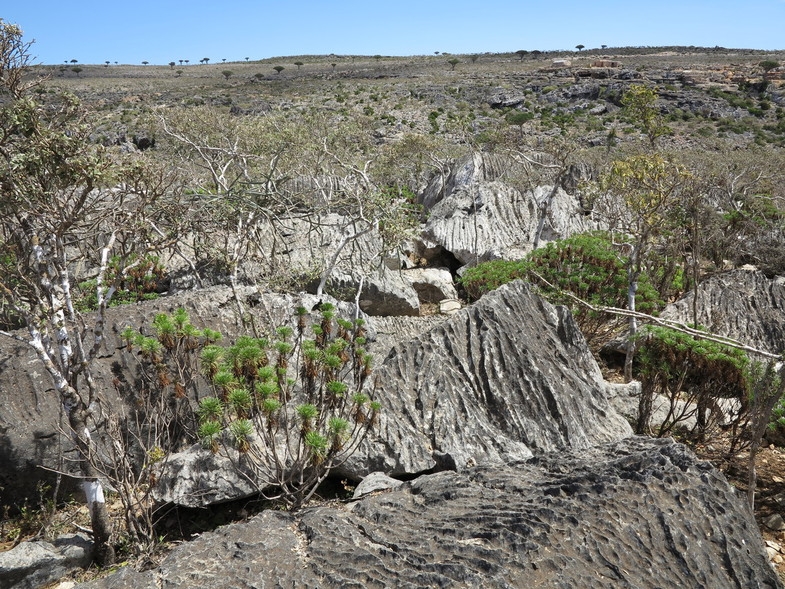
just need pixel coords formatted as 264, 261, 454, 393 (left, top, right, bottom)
76, 437, 782, 589
0, 533, 92, 589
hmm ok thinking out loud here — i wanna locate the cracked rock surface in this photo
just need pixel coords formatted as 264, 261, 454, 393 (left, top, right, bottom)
78, 437, 781, 589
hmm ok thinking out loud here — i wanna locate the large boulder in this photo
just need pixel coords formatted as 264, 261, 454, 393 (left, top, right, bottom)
660, 268, 785, 356
0, 533, 92, 589
77, 437, 782, 589
346, 279, 632, 476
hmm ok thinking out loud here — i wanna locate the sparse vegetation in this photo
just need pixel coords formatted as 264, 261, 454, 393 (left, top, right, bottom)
2, 20, 785, 574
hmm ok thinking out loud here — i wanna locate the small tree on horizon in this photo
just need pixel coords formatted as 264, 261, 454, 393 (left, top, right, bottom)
169, 61, 176, 69
576, 44, 585, 51
515, 49, 527, 61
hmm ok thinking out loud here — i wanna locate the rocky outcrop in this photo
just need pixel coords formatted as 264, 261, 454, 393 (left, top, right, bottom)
151, 280, 631, 507
0, 533, 92, 589
77, 437, 782, 589
420, 153, 600, 265
660, 268, 785, 355
345, 280, 632, 476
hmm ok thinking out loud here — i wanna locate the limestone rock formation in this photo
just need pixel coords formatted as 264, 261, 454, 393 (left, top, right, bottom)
77, 438, 782, 589
250, 212, 425, 316
346, 279, 633, 477
660, 268, 785, 355
419, 152, 600, 265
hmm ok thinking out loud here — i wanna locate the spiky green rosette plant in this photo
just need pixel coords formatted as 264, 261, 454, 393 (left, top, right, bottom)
121, 308, 222, 450
195, 302, 380, 508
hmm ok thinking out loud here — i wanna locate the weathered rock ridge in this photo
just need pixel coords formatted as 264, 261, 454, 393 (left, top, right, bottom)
78, 437, 782, 589
660, 268, 785, 355
419, 152, 600, 265
346, 279, 632, 476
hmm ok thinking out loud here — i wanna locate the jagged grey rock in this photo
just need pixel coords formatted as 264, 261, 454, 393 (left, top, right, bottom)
344, 280, 633, 476
251, 212, 423, 316
0, 533, 92, 589
420, 153, 600, 265
76, 438, 782, 589
660, 268, 785, 356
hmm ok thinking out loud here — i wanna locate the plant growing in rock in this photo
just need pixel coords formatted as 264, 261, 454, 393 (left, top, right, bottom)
104, 310, 222, 553
76, 253, 167, 312
634, 325, 749, 437
195, 303, 379, 508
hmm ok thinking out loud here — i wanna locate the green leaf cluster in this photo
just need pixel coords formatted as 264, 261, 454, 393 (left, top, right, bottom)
189, 303, 379, 508
76, 254, 167, 312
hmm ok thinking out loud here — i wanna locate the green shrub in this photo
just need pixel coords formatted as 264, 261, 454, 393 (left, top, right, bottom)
76, 253, 166, 312
122, 304, 379, 512
192, 303, 378, 508
635, 325, 749, 437
460, 232, 665, 345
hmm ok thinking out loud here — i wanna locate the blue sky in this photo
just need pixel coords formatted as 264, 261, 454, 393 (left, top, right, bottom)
5, 1, 784, 66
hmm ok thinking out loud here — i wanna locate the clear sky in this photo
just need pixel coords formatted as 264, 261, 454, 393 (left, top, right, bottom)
5, 1, 784, 66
